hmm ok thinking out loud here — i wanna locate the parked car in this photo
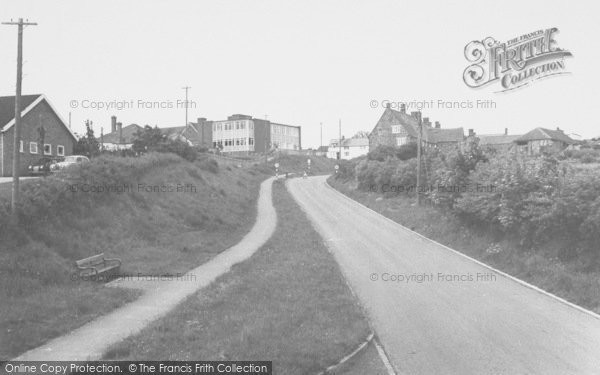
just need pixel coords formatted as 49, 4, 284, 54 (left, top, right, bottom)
28, 157, 64, 175
50, 155, 90, 171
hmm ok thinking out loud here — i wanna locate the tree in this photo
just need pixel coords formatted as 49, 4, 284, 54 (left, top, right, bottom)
74, 120, 100, 158
132, 125, 165, 153
132, 125, 197, 161
352, 130, 370, 139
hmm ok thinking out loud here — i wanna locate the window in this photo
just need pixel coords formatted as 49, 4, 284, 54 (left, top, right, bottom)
249, 138, 254, 145
19, 140, 24, 153
396, 137, 409, 146
44, 144, 52, 155
29, 142, 38, 154
57, 145, 65, 156
250, 122, 254, 130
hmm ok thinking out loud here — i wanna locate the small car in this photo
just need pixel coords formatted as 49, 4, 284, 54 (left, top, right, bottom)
28, 157, 64, 175
50, 155, 90, 171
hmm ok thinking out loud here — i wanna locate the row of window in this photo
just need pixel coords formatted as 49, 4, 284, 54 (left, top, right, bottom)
271, 125, 299, 136
213, 121, 254, 131
392, 125, 408, 135
19, 141, 65, 156
213, 138, 255, 148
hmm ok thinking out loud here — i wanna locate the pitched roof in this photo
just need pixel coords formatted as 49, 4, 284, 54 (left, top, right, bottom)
514, 127, 575, 144
0, 94, 77, 141
316, 146, 328, 152
426, 127, 464, 143
162, 126, 186, 137
0, 94, 42, 128
100, 124, 143, 144
388, 108, 420, 137
478, 134, 522, 145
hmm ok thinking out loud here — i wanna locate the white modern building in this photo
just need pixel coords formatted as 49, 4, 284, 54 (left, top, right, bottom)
327, 137, 369, 160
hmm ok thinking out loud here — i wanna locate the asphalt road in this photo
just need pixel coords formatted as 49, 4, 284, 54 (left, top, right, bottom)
287, 175, 600, 375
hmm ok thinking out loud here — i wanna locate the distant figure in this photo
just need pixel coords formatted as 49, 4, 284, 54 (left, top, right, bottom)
303, 170, 308, 179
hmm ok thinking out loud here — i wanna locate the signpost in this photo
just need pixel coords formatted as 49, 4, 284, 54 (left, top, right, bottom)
274, 162, 279, 178
335, 164, 339, 174
307, 158, 311, 175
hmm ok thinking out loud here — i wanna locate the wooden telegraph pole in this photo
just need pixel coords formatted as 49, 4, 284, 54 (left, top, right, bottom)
182, 86, 191, 127
416, 117, 422, 206
2, 18, 37, 216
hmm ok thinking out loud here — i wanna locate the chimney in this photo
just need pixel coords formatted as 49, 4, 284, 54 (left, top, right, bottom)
505, 128, 508, 135
385, 103, 391, 109
111, 116, 117, 133
400, 103, 406, 113
117, 122, 123, 143
435, 121, 441, 129
556, 127, 563, 133
468, 129, 475, 137
423, 117, 431, 127
411, 111, 422, 124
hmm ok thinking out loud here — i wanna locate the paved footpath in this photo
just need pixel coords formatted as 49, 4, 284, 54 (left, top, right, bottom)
15, 177, 276, 360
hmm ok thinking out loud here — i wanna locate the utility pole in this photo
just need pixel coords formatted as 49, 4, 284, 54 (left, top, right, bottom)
320, 122, 323, 148
338, 119, 342, 160
182, 86, 191, 127
416, 118, 422, 206
2, 18, 37, 216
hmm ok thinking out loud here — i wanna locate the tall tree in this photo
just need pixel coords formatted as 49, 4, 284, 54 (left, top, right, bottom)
74, 120, 100, 157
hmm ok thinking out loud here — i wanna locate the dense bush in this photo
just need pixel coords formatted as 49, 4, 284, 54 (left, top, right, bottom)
367, 144, 417, 162
348, 144, 600, 263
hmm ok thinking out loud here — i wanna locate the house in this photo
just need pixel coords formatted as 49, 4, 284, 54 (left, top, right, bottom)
99, 116, 142, 151
368, 103, 464, 152
210, 114, 301, 154
327, 138, 342, 159
513, 127, 575, 155
315, 145, 328, 157
477, 128, 522, 152
161, 117, 213, 148
327, 137, 369, 160
0, 94, 76, 177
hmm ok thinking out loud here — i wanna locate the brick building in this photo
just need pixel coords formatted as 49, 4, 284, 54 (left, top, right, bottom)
513, 127, 575, 155
0, 94, 76, 177
368, 103, 464, 151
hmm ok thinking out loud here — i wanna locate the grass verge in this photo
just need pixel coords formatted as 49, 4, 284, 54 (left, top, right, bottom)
102, 179, 371, 374
0, 153, 268, 359
328, 177, 600, 314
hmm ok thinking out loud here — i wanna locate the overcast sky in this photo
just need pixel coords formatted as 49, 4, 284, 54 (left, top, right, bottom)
1, 0, 599, 147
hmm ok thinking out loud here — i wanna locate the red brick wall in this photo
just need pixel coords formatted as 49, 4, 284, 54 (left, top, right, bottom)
1, 99, 75, 176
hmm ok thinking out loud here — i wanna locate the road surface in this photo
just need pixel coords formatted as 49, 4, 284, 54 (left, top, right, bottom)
287, 175, 600, 375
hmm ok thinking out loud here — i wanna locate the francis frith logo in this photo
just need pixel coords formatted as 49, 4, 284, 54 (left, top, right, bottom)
463, 28, 573, 92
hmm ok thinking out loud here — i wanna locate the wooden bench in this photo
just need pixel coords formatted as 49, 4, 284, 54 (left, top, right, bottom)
75, 253, 121, 280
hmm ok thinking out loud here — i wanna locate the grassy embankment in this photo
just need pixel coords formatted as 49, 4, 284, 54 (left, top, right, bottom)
328, 175, 600, 315
101, 180, 373, 374
0, 152, 269, 359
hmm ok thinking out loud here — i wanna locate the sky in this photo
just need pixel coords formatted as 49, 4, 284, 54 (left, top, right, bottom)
1, 0, 599, 147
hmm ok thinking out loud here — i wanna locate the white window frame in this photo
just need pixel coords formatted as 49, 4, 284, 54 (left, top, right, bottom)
57, 145, 65, 156
44, 143, 52, 155
29, 142, 38, 154
19, 140, 24, 153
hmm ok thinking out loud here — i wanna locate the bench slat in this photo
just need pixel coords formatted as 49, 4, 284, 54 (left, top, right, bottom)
76, 253, 106, 267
